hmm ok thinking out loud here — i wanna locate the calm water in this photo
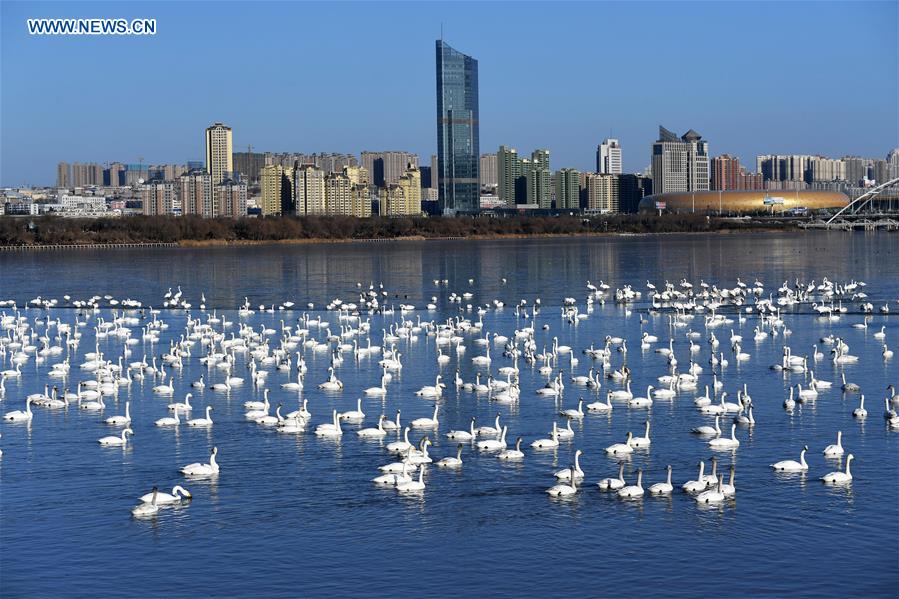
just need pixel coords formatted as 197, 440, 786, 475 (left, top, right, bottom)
1, 232, 897, 598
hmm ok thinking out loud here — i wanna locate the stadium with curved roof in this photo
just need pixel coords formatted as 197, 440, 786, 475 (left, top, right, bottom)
639, 190, 849, 214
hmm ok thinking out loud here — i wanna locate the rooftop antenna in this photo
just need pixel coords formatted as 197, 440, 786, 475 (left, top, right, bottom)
441, 22, 444, 41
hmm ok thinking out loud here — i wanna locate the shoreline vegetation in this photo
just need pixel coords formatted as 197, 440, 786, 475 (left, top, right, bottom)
0, 214, 798, 247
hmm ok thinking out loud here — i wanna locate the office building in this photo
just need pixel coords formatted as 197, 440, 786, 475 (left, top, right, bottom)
57, 162, 71, 187
618, 174, 653, 213
554, 168, 580, 210
233, 151, 265, 182
597, 139, 622, 174
205, 122, 233, 186
141, 181, 177, 216
215, 178, 248, 217
480, 153, 498, 190
651, 126, 710, 193
436, 40, 479, 214
179, 171, 215, 217
294, 165, 326, 215
260, 165, 292, 216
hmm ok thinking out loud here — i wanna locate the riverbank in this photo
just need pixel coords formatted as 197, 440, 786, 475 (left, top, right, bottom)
0, 213, 801, 247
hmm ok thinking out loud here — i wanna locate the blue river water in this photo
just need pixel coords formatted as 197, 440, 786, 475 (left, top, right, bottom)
0, 232, 897, 598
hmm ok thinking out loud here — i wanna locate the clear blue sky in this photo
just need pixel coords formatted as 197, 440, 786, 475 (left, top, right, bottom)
1, 1, 896, 186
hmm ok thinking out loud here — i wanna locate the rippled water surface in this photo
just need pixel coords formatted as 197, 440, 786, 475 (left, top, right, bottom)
1, 232, 897, 598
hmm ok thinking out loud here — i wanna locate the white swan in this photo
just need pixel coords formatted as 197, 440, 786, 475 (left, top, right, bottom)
530, 423, 560, 449
155, 408, 180, 427
823, 430, 844, 457
446, 417, 476, 441
187, 406, 214, 427
98, 427, 133, 446
167, 392, 193, 413
546, 469, 578, 496
771, 445, 809, 472
314, 410, 343, 437
415, 375, 444, 398
821, 454, 854, 483
105, 401, 131, 425
682, 461, 708, 493
695, 478, 726, 504
605, 432, 634, 455
477, 425, 508, 451
131, 487, 159, 517
587, 391, 613, 412
435, 444, 464, 468
617, 468, 644, 499
554, 449, 584, 480
498, 437, 525, 461
629, 421, 651, 447
648, 465, 674, 495
410, 404, 440, 429
338, 398, 365, 422
597, 463, 626, 491
139, 485, 192, 504
395, 466, 426, 492
852, 395, 867, 418
357, 416, 387, 438
180, 446, 220, 476
559, 399, 585, 420
386, 427, 413, 453
708, 423, 740, 449
692, 415, 721, 436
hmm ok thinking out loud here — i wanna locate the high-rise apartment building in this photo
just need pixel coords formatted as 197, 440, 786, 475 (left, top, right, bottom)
436, 40, 479, 214
148, 164, 185, 182
583, 173, 620, 213
105, 163, 125, 187
480, 153, 498, 190
179, 171, 215, 217
554, 168, 580, 210
343, 165, 369, 187
756, 154, 811, 183
205, 122, 233, 185
841, 156, 869, 185
57, 162, 71, 187
70, 163, 104, 187
141, 181, 177, 215
888, 149, 899, 179
497, 146, 520, 205
651, 126, 710, 193
215, 178, 248, 217
808, 157, 845, 182
381, 165, 422, 216
872, 160, 891, 184
526, 149, 551, 208
597, 139, 622, 174
232, 151, 265, 182
294, 165, 326, 215
360, 151, 418, 187
260, 165, 291, 216
710, 155, 740, 191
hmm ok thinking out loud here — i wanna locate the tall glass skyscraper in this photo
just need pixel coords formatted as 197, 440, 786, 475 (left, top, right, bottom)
436, 40, 479, 214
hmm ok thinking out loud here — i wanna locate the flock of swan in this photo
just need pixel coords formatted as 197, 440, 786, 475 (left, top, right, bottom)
1, 275, 896, 517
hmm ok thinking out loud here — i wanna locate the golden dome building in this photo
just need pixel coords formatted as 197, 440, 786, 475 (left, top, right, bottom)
639, 190, 849, 214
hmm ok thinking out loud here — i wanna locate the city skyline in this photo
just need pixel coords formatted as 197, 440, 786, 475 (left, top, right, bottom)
1, 1, 897, 187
